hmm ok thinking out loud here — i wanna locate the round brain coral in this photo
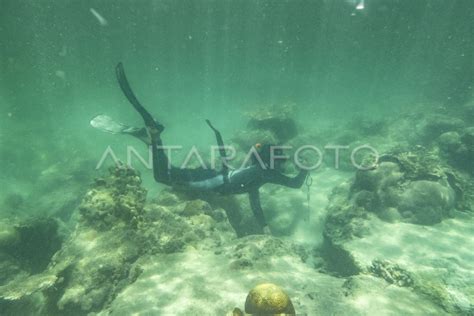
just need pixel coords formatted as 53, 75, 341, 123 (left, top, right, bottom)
244, 283, 295, 315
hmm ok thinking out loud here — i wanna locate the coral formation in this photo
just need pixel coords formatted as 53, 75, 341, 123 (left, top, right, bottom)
369, 259, 414, 287
0, 165, 239, 315
244, 283, 295, 315
418, 114, 465, 142
79, 165, 147, 229
398, 180, 454, 224
350, 148, 460, 225
1, 101, 473, 316
438, 127, 474, 174
245, 104, 298, 143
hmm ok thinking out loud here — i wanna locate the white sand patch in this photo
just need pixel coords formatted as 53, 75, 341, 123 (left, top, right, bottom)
106, 237, 445, 315
106, 248, 350, 315
345, 212, 474, 313
278, 168, 352, 245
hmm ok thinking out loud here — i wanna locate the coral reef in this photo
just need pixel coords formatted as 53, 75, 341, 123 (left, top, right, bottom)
244, 104, 298, 143
169, 188, 264, 237
438, 127, 474, 174
79, 165, 147, 229
1, 102, 473, 315
369, 259, 414, 287
398, 180, 454, 224
0, 165, 238, 315
418, 114, 465, 143
318, 123, 474, 314
350, 147, 461, 225
230, 104, 299, 163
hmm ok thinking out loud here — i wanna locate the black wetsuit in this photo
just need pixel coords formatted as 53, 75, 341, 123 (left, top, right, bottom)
115, 63, 307, 227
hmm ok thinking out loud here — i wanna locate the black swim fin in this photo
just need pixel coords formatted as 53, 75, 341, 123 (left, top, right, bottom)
115, 62, 164, 133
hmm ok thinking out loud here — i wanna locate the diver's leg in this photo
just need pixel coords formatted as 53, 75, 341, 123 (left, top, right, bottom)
149, 132, 172, 184
115, 62, 171, 184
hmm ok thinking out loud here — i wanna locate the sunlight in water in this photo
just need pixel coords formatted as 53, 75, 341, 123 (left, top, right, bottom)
0, 0, 472, 315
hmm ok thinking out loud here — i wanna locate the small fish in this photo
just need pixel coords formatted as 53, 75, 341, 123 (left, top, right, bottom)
90, 8, 108, 26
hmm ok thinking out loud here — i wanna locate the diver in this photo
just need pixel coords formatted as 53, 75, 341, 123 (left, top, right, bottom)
91, 63, 308, 232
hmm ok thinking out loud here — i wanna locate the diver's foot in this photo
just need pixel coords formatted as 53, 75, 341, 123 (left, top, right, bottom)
147, 119, 164, 135
124, 126, 146, 138
127, 121, 164, 145
125, 127, 152, 145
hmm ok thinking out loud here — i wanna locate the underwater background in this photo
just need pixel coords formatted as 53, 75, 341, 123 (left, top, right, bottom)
0, 0, 473, 315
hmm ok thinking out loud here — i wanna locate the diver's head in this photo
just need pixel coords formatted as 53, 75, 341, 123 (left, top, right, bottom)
251, 143, 288, 170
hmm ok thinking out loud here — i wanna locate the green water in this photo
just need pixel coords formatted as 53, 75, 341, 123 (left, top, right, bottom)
1, 0, 471, 181
0, 0, 473, 315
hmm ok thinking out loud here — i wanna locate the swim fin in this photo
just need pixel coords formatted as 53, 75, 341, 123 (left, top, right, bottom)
90, 114, 151, 145
115, 62, 164, 133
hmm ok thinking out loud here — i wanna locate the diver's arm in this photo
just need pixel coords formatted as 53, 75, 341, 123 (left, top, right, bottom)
267, 169, 308, 188
205, 120, 229, 182
205, 120, 227, 160
249, 189, 267, 227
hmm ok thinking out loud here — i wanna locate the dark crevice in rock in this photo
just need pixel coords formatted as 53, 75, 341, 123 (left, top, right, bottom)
320, 234, 361, 277
5, 218, 63, 274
